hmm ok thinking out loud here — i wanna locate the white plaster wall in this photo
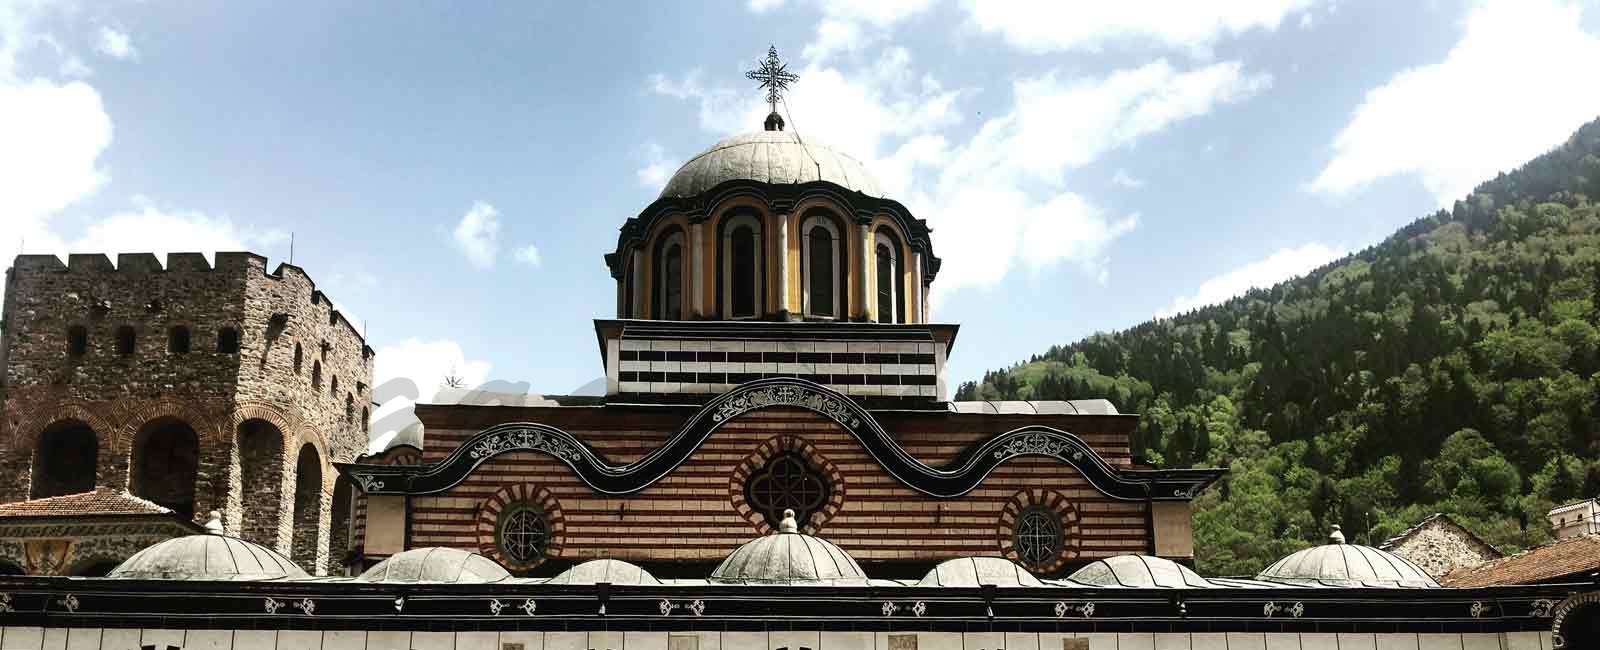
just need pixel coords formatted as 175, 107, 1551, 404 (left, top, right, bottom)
0, 629, 1558, 650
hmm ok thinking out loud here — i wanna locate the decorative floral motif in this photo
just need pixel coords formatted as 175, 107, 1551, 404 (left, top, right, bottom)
57, 594, 79, 614
1532, 599, 1557, 618
1469, 601, 1487, 618
295, 598, 316, 616
1054, 601, 1068, 618
489, 599, 505, 616
881, 601, 900, 617
264, 597, 283, 614
1080, 602, 1095, 618
1055, 601, 1094, 618
688, 599, 706, 617
1289, 602, 1305, 618
992, 432, 1071, 460
911, 601, 927, 617
0, 593, 12, 613
353, 474, 386, 492
1263, 601, 1281, 618
468, 427, 582, 462
659, 599, 679, 616
393, 596, 405, 612
521, 599, 538, 616
713, 386, 860, 429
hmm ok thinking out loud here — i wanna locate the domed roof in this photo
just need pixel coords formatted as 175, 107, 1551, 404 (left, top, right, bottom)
1066, 555, 1212, 588
110, 534, 308, 581
710, 509, 868, 585
917, 557, 1043, 587
385, 422, 424, 451
356, 547, 509, 584
1256, 527, 1438, 588
546, 559, 660, 585
659, 130, 883, 199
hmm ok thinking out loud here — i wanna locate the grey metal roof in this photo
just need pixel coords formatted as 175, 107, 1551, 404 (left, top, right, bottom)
109, 534, 308, 581
916, 557, 1043, 587
546, 559, 660, 586
948, 400, 1120, 415
658, 130, 883, 199
1256, 542, 1439, 588
1066, 555, 1213, 588
709, 531, 868, 585
384, 422, 425, 451
356, 547, 509, 584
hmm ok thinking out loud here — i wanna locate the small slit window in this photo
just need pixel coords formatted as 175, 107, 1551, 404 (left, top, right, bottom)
216, 327, 240, 353
293, 343, 304, 373
115, 326, 136, 355
66, 325, 88, 358
168, 326, 191, 354
311, 361, 323, 389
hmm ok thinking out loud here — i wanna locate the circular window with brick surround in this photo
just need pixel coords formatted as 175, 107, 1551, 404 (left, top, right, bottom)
477, 484, 564, 572
998, 489, 1080, 574
1013, 505, 1063, 566
729, 435, 845, 535
497, 502, 549, 565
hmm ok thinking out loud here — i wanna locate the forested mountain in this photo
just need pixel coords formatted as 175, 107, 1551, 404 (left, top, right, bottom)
958, 117, 1600, 576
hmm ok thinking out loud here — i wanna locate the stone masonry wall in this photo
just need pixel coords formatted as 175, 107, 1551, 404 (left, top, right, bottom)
1387, 518, 1501, 579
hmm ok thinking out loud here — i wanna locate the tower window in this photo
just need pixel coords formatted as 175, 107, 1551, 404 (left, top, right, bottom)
654, 231, 686, 320
874, 229, 904, 323
721, 213, 764, 319
331, 375, 339, 397
311, 361, 323, 389
293, 342, 304, 373
115, 326, 136, 355
801, 214, 841, 319
216, 327, 240, 353
168, 326, 191, 354
66, 325, 88, 358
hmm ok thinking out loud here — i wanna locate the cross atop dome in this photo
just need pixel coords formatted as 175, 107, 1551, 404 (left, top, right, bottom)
745, 45, 798, 131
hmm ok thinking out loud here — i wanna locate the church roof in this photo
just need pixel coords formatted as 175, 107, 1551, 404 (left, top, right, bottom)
1256, 533, 1438, 588
357, 547, 510, 584
546, 559, 661, 585
916, 557, 1043, 587
108, 534, 307, 581
659, 130, 882, 199
709, 510, 868, 585
1440, 534, 1600, 587
0, 489, 177, 519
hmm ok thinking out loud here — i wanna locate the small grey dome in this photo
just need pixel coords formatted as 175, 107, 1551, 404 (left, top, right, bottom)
659, 131, 883, 199
1067, 555, 1212, 588
917, 557, 1043, 587
386, 422, 425, 451
1257, 535, 1438, 588
357, 547, 509, 584
546, 559, 660, 585
710, 509, 867, 585
110, 535, 308, 581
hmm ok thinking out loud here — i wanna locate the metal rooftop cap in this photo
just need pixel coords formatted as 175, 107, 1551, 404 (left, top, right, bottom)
1256, 534, 1439, 588
710, 509, 867, 585
109, 534, 308, 581
658, 130, 883, 199
356, 547, 510, 584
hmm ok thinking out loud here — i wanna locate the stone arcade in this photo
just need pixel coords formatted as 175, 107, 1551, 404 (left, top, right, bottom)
0, 47, 1593, 650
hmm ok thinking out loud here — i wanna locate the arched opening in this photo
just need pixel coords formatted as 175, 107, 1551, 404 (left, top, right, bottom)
115, 326, 136, 355
168, 326, 191, 354
0, 560, 24, 575
66, 325, 88, 358
293, 342, 304, 374
311, 360, 323, 390
653, 230, 686, 320
235, 419, 286, 547
331, 375, 339, 398
31, 421, 98, 498
361, 406, 370, 434
69, 559, 121, 577
801, 212, 843, 319
329, 474, 354, 575
345, 393, 355, 425
131, 418, 200, 520
874, 228, 905, 323
1557, 599, 1600, 649
720, 212, 764, 319
291, 443, 324, 572
216, 326, 240, 353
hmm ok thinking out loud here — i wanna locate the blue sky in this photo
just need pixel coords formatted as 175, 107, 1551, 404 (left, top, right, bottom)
4, 0, 1599, 447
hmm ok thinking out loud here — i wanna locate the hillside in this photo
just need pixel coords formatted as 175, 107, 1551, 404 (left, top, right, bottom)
958, 117, 1600, 576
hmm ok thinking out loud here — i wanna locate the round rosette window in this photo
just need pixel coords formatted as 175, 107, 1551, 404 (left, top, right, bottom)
998, 489, 1081, 574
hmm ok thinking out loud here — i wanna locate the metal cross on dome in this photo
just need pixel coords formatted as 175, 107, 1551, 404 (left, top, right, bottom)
745, 45, 799, 115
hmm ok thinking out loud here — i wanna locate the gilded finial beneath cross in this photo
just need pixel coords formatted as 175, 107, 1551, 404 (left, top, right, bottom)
745, 45, 799, 129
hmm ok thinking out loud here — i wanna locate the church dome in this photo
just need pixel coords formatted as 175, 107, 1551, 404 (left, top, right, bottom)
1256, 527, 1438, 588
658, 130, 883, 199
356, 547, 510, 584
109, 534, 308, 581
546, 559, 660, 585
916, 557, 1044, 587
710, 509, 868, 585
1066, 555, 1212, 588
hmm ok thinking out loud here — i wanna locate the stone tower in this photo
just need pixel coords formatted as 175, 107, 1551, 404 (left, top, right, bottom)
0, 252, 373, 575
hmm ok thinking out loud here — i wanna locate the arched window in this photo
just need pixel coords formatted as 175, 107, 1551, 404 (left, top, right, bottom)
168, 326, 191, 354
66, 325, 88, 358
654, 230, 686, 320
800, 213, 842, 319
115, 326, 136, 355
31, 421, 98, 498
362, 406, 370, 433
131, 418, 199, 519
216, 326, 240, 353
345, 393, 355, 424
720, 213, 764, 319
236, 419, 286, 547
293, 342, 304, 373
874, 229, 904, 323
331, 375, 339, 398
311, 361, 323, 390
291, 444, 323, 572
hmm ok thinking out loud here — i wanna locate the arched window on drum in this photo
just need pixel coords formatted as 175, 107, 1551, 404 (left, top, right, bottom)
720, 212, 764, 319
800, 212, 843, 319
653, 229, 686, 320
874, 228, 905, 323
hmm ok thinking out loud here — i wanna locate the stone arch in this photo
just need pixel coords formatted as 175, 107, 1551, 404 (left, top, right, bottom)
328, 473, 354, 575
235, 418, 288, 549
130, 417, 200, 520
290, 442, 326, 573
1554, 591, 1600, 649
115, 398, 224, 453
31, 419, 99, 498
10, 403, 118, 454
729, 433, 845, 536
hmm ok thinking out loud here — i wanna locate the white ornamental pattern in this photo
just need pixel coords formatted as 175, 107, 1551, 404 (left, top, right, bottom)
468, 427, 582, 462
714, 386, 861, 429
993, 432, 1073, 460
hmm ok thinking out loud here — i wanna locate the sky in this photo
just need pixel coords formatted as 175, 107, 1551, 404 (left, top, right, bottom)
3, 0, 1600, 450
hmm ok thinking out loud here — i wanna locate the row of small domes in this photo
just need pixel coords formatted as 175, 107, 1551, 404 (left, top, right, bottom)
106, 518, 1437, 589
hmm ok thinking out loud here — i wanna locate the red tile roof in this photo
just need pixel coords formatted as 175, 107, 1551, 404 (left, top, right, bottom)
0, 490, 174, 518
1441, 534, 1600, 587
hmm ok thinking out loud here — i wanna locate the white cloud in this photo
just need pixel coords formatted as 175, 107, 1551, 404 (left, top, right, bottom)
513, 243, 542, 267
636, 142, 674, 189
1312, 0, 1600, 206
747, 0, 785, 12
451, 200, 501, 269
369, 338, 493, 451
95, 26, 135, 60
0, 79, 113, 255
1112, 169, 1145, 188
961, 0, 1315, 55
806, 0, 936, 61
1159, 242, 1344, 317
